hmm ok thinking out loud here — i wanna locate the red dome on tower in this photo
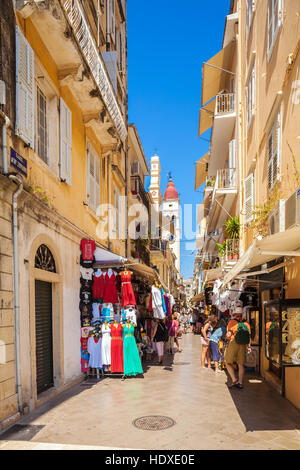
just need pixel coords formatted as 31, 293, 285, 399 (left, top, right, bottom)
164, 177, 179, 200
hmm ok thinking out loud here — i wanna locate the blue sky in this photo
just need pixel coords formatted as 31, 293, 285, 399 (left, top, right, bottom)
127, 0, 231, 280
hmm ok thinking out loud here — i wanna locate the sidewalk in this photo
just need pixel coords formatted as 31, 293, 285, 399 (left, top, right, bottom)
1, 333, 300, 450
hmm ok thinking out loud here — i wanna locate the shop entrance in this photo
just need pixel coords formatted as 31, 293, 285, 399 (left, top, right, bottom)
35, 279, 54, 394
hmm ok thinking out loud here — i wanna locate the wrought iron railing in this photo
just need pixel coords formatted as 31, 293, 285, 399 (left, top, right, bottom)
222, 239, 240, 264
216, 168, 236, 189
216, 93, 235, 115
131, 175, 149, 210
62, 0, 127, 141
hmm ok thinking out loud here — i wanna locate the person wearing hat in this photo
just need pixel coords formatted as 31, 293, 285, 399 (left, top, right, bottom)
224, 307, 251, 389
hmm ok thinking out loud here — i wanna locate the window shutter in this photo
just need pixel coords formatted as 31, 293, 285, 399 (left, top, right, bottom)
111, 0, 116, 44
244, 173, 254, 223
15, 26, 34, 148
59, 98, 72, 185
95, 156, 100, 211
87, 143, 100, 212
268, 111, 281, 189
120, 21, 126, 74
228, 140, 236, 169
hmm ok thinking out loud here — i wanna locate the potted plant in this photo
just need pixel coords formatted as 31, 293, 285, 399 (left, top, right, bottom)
224, 216, 240, 240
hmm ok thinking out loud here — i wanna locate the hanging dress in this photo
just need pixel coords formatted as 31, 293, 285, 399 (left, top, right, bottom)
120, 271, 136, 307
87, 336, 102, 369
103, 272, 119, 304
92, 271, 105, 300
123, 323, 143, 377
110, 323, 124, 373
101, 323, 111, 366
151, 285, 165, 319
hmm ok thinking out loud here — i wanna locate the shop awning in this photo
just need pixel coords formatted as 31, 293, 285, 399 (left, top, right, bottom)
126, 259, 156, 282
190, 292, 204, 304
195, 154, 210, 190
201, 40, 236, 107
203, 267, 223, 282
94, 247, 126, 266
198, 99, 215, 136
222, 227, 300, 285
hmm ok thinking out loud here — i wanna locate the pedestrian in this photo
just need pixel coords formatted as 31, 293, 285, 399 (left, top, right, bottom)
224, 307, 251, 389
191, 310, 197, 333
201, 315, 217, 369
151, 319, 168, 365
182, 314, 188, 334
209, 320, 227, 373
167, 312, 182, 354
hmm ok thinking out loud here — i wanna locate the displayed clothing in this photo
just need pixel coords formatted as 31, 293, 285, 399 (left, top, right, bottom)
80, 239, 96, 262
103, 271, 119, 304
80, 267, 94, 282
120, 271, 136, 307
123, 323, 143, 377
92, 270, 105, 300
101, 323, 111, 366
92, 303, 101, 320
81, 326, 90, 338
80, 301, 93, 320
110, 323, 124, 373
81, 348, 90, 373
151, 286, 165, 319
80, 286, 93, 304
87, 336, 102, 369
101, 303, 113, 322
161, 289, 167, 313
240, 287, 258, 307
124, 306, 137, 324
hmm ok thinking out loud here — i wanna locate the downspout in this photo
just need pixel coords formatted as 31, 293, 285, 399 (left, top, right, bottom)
1, 114, 10, 174
8, 173, 24, 413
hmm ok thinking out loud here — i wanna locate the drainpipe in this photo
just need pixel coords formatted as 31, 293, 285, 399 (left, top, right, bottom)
2, 115, 10, 174
8, 173, 23, 413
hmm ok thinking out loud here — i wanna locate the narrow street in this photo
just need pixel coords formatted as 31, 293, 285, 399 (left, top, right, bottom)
1, 333, 300, 451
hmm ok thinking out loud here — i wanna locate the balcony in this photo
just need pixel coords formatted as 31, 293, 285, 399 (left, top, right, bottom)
206, 168, 237, 233
209, 93, 236, 176
17, 0, 127, 143
221, 239, 240, 270
131, 175, 150, 211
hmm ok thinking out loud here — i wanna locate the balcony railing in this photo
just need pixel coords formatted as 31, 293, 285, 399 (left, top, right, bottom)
131, 175, 150, 211
216, 168, 236, 190
222, 239, 240, 265
216, 93, 235, 115
62, 0, 127, 141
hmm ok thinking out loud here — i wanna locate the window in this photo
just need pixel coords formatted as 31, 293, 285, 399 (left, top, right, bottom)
268, 0, 283, 59
247, 0, 255, 32
37, 86, 48, 163
228, 139, 236, 169
247, 63, 255, 127
87, 143, 101, 212
268, 111, 281, 189
244, 173, 254, 223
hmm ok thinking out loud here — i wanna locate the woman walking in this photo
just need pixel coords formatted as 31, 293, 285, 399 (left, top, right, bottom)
201, 315, 217, 369
167, 313, 182, 354
151, 319, 167, 365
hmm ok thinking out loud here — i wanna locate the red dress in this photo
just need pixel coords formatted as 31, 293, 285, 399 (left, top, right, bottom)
103, 272, 119, 304
110, 323, 124, 373
92, 272, 105, 300
121, 271, 136, 307
80, 239, 96, 261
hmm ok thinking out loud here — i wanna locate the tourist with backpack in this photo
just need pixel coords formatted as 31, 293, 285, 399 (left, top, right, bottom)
224, 307, 251, 389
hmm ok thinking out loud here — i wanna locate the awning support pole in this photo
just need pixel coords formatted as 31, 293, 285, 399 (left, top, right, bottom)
203, 62, 235, 75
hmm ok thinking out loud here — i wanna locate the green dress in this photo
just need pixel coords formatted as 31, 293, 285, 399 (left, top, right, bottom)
123, 324, 143, 376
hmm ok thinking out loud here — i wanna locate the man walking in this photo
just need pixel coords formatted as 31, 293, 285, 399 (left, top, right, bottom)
225, 307, 251, 389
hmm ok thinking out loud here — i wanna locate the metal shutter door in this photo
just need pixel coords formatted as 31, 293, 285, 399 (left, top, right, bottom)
35, 280, 54, 394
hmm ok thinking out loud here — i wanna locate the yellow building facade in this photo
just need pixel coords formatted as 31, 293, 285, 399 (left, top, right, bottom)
0, 0, 128, 426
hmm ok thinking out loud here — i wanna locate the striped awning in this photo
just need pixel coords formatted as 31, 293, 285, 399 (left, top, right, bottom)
195, 153, 210, 190
201, 40, 236, 107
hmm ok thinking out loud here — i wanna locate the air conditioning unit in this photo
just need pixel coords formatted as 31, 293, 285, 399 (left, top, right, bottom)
131, 161, 140, 176
285, 189, 300, 230
269, 199, 286, 235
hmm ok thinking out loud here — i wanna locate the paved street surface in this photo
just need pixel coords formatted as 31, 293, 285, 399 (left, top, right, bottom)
1, 333, 300, 450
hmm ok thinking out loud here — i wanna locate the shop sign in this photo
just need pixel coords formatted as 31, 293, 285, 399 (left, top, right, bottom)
10, 148, 27, 177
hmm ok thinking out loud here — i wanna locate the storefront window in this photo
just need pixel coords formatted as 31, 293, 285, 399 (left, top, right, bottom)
281, 307, 300, 365
249, 309, 260, 345
265, 304, 280, 364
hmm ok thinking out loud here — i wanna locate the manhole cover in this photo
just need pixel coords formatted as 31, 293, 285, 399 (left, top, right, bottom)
133, 416, 176, 431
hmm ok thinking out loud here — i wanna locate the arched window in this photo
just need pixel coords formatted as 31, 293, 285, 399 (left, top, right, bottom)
35, 244, 56, 272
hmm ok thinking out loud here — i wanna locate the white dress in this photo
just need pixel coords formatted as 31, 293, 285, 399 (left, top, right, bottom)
101, 324, 111, 365
87, 336, 102, 369
151, 286, 165, 319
